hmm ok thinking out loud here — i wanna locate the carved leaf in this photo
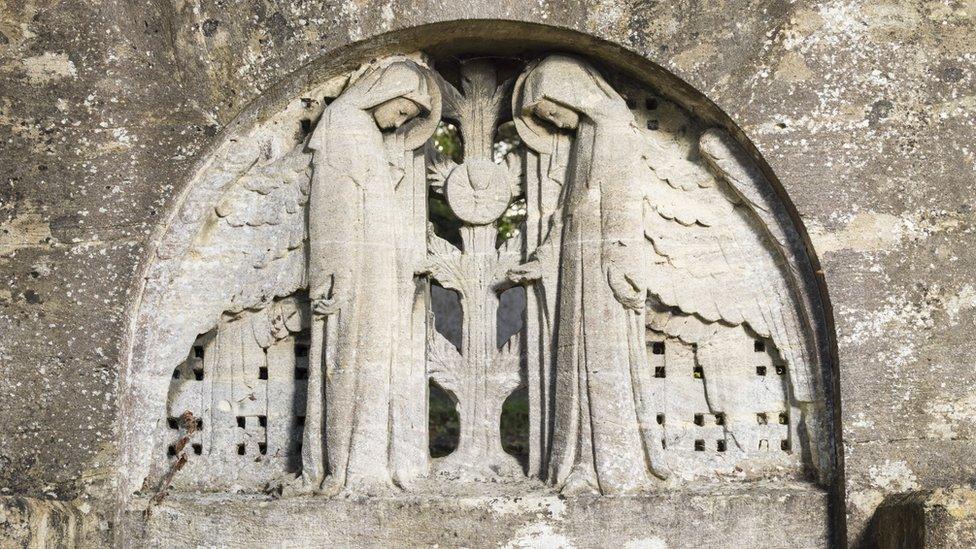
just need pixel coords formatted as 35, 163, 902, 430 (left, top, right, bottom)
426, 153, 457, 193
492, 231, 524, 288
426, 228, 467, 293
428, 328, 462, 396
492, 331, 524, 398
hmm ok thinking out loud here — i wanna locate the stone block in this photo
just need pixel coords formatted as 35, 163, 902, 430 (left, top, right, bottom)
872, 486, 976, 549
127, 482, 830, 547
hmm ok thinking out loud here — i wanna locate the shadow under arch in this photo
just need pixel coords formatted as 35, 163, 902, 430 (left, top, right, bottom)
118, 18, 843, 544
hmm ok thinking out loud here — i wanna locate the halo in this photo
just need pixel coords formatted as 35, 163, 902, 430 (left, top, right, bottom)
397, 68, 443, 150
511, 61, 557, 154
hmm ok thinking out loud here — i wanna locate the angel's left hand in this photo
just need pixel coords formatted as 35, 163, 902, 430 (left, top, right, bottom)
607, 266, 645, 311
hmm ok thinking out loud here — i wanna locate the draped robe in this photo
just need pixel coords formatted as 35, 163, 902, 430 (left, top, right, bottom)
305, 62, 432, 490
519, 57, 663, 494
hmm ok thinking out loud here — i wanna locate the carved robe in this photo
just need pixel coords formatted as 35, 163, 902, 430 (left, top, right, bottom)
306, 61, 434, 490
519, 57, 661, 494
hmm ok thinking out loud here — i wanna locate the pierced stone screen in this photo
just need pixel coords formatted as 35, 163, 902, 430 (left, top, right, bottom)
146, 52, 829, 497
155, 299, 309, 491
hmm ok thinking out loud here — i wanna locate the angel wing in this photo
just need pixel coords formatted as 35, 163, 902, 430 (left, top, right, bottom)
156, 143, 312, 357
640, 128, 818, 403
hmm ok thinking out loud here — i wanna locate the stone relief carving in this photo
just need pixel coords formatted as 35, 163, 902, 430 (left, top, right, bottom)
146, 52, 830, 499
424, 60, 524, 479
303, 57, 441, 494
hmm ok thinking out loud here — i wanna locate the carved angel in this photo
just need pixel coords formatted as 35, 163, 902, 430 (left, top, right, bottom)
511, 55, 669, 495
302, 57, 440, 494
511, 55, 820, 494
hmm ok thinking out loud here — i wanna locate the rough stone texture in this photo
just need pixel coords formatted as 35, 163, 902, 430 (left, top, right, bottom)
1, 0, 974, 546
0, 496, 105, 547
872, 486, 976, 548
128, 482, 828, 547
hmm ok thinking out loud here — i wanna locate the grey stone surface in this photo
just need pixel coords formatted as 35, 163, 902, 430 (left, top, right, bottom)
0, 496, 105, 547
1, 1, 974, 546
872, 486, 976, 549
128, 481, 829, 547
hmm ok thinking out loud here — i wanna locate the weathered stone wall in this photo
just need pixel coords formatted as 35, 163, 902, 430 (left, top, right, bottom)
1, 0, 974, 545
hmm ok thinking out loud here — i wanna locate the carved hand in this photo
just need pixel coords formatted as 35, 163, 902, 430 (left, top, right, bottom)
607, 266, 645, 312
507, 259, 543, 284
312, 297, 342, 316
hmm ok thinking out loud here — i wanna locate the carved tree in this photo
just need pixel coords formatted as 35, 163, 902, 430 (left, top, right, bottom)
145, 53, 832, 497
425, 60, 524, 477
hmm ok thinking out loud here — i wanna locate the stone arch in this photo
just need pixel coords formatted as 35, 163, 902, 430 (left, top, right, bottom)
118, 20, 842, 544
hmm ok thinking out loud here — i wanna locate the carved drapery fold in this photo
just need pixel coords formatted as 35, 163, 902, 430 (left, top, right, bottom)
147, 52, 832, 497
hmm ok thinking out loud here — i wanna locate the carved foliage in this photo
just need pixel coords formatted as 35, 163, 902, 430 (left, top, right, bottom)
151, 53, 829, 495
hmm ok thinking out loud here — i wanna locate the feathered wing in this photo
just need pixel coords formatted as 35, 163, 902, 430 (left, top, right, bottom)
641, 128, 817, 402
160, 145, 312, 348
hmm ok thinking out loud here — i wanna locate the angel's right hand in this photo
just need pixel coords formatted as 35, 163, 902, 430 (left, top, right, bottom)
312, 297, 342, 316
508, 260, 543, 284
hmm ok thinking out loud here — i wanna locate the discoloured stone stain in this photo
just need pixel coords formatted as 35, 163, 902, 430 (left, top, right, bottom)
0, 206, 53, 255
775, 51, 814, 83
22, 52, 77, 85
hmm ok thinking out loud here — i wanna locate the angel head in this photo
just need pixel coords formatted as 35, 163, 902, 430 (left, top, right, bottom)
513, 55, 631, 152
357, 60, 435, 131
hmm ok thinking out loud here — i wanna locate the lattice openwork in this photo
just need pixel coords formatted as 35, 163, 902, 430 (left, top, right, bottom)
150, 53, 827, 494
156, 299, 309, 491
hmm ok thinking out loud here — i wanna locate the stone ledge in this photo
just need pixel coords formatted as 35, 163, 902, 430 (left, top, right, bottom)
126, 482, 829, 547
0, 496, 103, 547
872, 485, 976, 549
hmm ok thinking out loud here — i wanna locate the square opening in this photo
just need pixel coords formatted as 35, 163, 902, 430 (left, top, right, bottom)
754, 340, 766, 352
167, 417, 179, 429
645, 97, 659, 110
192, 443, 202, 455
717, 439, 727, 452
693, 366, 704, 379
781, 439, 791, 451
258, 415, 267, 428
236, 416, 246, 428
654, 366, 666, 378
656, 413, 665, 425
195, 418, 204, 431
237, 443, 246, 456
295, 344, 309, 358
258, 366, 268, 380
694, 439, 705, 451
258, 443, 268, 455
756, 366, 767, 376
193, 345, 205, 359
167, 445, 177, 457
759, 439, 769, 451
779, 412, 789, 425
646, 120, 659, 131
651, 341, 665, 355
714, 413, 725, 426
193, 367, 204, 381
693, 413, 704, 426
757, 413, 768, 425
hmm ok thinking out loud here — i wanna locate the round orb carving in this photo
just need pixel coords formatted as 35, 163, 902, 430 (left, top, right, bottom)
444, 159, 512, 225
